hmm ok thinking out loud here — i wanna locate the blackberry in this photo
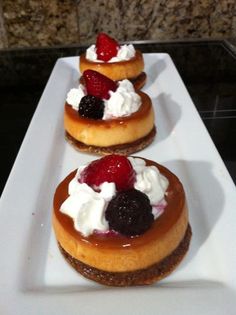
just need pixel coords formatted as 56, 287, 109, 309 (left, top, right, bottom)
105, 189, 154, 237
78, 95, 104, 119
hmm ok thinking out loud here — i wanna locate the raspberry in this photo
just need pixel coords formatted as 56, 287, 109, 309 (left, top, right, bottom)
105, 189, 154, 236
96, 32, 120, 62
83, 70, 117, 100
78, 95, 104, 119
80, 155, 136, 191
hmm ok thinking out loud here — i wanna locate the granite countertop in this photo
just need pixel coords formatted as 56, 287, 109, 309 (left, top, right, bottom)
0, 39, 236, 195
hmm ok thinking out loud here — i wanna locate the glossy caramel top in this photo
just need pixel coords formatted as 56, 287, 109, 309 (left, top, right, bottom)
53, 158, 185, 249
64, 91, 152, 127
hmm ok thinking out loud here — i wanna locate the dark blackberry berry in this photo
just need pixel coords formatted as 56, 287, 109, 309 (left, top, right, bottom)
78, 95, 104, 119
105, 189, 154, 237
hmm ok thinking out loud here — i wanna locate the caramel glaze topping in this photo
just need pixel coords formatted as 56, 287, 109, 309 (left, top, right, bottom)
65, 91, 152, 128
53, 158, 185, 250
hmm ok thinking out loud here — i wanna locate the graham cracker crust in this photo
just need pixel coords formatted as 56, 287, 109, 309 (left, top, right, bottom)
58, 224, 192, 286
65, 126, 156, 156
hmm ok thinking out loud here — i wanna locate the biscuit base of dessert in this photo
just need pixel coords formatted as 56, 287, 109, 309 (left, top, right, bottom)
65, 126, 156, 156
130, 72, 146, 90
58, 224, 191, 286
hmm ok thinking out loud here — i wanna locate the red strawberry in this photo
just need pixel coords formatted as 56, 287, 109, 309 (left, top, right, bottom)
80, 155, 136, 191
96, 33, 120, 62
83, 70, 117, 100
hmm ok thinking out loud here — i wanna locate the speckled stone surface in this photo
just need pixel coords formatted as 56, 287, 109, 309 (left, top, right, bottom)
0, 1, 7, 48
78, 0, 236, 44
0, 0, 236, 48
1, 0, 79, 47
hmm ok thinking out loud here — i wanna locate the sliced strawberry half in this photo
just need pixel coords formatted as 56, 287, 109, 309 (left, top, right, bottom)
80, 154, 136, 191
96, 32, 120, 62
83, 69, 117, 100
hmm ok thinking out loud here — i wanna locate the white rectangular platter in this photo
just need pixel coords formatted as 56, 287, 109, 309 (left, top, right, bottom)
0, 54, 236, 315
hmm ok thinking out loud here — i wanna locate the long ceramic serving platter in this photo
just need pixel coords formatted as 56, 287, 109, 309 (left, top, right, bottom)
0, 54, 236, 315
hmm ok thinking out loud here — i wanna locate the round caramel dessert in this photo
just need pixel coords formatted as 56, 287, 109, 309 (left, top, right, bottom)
64, 91, 156, 155
79, 50, 146, 90
52, 158, 192, 286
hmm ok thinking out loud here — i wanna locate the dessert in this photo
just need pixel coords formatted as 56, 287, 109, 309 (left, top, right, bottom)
64, 70, 156, 155
79, 33, 146, 90
52, 155, 192, 286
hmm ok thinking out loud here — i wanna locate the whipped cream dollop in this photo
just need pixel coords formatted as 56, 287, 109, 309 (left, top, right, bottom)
66, 79, 141, 119
86, 44, 136, 63
103, 79, 141, 119
60, 167, 116, 237
128, 157, 169, 206
66, 85, 85, 110
60, 158, 169, 236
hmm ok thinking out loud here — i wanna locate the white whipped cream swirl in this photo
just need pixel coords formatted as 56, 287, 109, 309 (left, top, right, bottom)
86, 44, 136, 62
128, 157, 169, 207
60, 166, 116, 237
66, 79, 141, 119
66, 85, 85, 110
60, 158, 169, 236
103, 79, 141, 119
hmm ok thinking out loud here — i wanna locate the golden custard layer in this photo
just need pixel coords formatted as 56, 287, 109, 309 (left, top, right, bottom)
64, 91, 155, 147
53, 159, 189, 273
79, 50, 144, 81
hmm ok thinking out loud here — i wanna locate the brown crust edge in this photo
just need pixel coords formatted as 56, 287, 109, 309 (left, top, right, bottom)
58, 224, 192, 286
130, 72, 147, 90
65, 126, 156, 156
